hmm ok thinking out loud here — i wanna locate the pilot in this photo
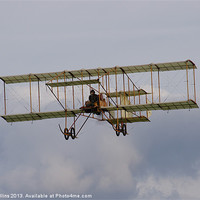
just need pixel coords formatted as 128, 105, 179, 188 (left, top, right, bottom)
89, 89, 99, 106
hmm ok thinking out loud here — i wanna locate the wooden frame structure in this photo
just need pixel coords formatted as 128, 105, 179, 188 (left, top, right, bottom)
0, 60, 198, 140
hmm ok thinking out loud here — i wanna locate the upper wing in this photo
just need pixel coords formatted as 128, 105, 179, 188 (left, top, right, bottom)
0, 60, 196, 84
106, 89, 149, 97
1, 109, 82, 123
46, 79, 100, 87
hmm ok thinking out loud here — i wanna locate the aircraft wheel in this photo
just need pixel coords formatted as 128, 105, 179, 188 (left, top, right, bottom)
64, 128, 69, 140
122, 124, 127, 136
116, 125, 120, 136
71, 127, 76, 139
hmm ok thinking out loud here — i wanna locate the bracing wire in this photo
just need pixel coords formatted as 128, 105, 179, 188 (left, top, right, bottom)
6, 85, 35, 113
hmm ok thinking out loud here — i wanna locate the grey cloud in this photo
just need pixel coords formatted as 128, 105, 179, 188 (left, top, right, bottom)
130, 109, 200, 176
0, 107, 200, 199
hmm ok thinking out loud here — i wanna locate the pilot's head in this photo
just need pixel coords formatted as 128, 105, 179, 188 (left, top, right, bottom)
90, 90, 95, 94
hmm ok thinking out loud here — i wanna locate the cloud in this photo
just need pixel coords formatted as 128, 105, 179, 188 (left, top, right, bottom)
136, 173, 200, 199
95, 134, 141, 191
0, 104, 200, 199
39, 155, 93, 194
0, 122, 137, 197
0, 166, 37, 193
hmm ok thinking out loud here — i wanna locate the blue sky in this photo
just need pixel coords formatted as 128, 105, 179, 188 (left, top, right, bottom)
0, 1, 200, 199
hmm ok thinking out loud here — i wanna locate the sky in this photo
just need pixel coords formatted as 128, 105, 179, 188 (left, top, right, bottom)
0, 1, 200, 199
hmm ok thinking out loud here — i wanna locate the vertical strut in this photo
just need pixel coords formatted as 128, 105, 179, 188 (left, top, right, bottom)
123, 72, 126, 118
186, 62, 189, 100
139, 89, 141, 116
158, 68, 161, 103
29, 75, 32, 113
3, 81, 6, 115
72, 77, 75, 129
105, 74, 108, 105
98, 70, 101, 107
89, 74, 91, 92
72, 77, 75, 109
150, 65, 154, 103
115, 67, 119, 128
64, 71, 67, 129
102, 76, 104, 89
81, 70, 84, 106
193, 65, 196, 102
123, 72, 126, 104
146, 93, 148, 117
108, 73, 110, 106
102, 76, 104, 120
57, 76, 59, 101
133, 84, 135, 105
128, 78, 130, 105
108, 73, 111, 119
38, 79, 41, 112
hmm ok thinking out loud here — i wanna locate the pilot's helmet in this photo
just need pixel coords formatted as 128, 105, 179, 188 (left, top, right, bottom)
90, 89, 95, 94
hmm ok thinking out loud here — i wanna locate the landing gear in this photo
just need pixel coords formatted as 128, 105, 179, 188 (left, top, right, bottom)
70, 127, 76, 140
59, 125, 76, 140
116, 124, 120, 136
58, 113, 91, 141
115, 123, 127, 136
64, 128, 69, 140
122, 124, 127, 136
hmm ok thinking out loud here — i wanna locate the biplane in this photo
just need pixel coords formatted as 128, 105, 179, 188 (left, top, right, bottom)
0, 60, 198, 140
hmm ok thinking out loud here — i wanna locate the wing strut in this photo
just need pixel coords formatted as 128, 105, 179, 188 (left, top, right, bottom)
75, 113, 92, 137
46, 84, 65, 110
